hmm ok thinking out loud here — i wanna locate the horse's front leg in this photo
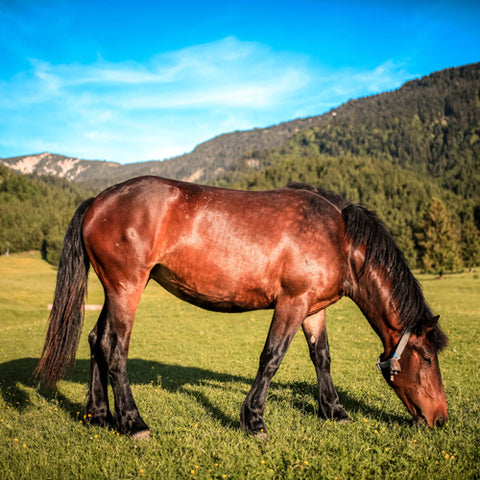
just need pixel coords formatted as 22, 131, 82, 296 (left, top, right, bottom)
302, 310, 350, 422
241, 297, 308, 439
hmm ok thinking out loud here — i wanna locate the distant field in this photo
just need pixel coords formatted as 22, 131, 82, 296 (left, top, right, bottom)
1, 252, 479, 479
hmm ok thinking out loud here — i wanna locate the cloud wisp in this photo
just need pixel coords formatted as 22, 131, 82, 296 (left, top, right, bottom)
0, 37, 415, 163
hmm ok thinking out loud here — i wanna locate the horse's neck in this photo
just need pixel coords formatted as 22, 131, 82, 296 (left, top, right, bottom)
350, 267, 403, 354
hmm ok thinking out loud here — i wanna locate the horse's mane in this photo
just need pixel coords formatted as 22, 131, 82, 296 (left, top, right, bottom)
287, 183, 448, 352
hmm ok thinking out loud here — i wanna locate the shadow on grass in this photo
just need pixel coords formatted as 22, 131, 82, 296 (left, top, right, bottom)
0, 357, 408, 430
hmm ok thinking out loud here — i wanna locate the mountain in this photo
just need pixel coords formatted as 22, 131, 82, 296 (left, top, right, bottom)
2, 62, 480, 194
217, 62, 480, 198
0, 152, 120, 183
0, 116, 322, 190
2, 63, 479, 197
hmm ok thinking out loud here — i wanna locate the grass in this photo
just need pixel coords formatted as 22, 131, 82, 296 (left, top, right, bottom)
0, 252, 479, 479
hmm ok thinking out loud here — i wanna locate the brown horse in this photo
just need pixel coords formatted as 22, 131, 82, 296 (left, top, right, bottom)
36, 177, 448, 439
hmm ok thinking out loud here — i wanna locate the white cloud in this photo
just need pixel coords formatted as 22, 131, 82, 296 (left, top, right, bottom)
0, 37, 415, 163
300, 60, 415, 115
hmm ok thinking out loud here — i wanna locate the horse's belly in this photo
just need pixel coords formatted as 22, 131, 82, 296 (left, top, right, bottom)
150, 261, 276, 313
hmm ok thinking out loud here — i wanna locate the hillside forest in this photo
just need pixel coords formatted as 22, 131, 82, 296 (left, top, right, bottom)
0, 167, 93, 265
1, 63, 479, 273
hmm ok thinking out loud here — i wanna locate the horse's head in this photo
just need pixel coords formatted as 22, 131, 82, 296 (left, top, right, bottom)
377, 316, 447, 428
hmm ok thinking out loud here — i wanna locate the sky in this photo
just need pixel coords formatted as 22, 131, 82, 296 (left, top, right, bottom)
0, 1, 479, 164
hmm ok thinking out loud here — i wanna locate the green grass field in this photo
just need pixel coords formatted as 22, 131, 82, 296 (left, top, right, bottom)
1, 252, 479, 479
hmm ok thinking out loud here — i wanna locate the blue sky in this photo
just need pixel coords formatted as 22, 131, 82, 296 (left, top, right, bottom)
1, 1, 479, 164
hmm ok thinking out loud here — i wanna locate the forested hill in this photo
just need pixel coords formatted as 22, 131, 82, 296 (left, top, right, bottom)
218, 62, 480, 197
0, 166, 93, 264
320, 62, 480, 198
0, 116, 322, 191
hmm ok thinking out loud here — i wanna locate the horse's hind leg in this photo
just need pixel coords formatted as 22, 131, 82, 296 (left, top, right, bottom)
89, 287, 150, 439
85, 307, 114, 428
302, 310, 350, 422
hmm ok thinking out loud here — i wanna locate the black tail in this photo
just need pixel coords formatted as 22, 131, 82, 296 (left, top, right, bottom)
35, 198, 95, 388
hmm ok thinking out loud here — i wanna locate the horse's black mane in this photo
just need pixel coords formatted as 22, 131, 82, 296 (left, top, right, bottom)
287, 182, 348, 210
287, 183, 448, 352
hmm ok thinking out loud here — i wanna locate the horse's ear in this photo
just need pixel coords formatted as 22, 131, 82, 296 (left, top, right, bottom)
425, 315, 440, 332
424, 314, 448, 351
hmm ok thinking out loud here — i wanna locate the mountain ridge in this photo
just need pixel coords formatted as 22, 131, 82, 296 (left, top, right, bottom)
1, 62, 479, 196
0, 115, 324, 189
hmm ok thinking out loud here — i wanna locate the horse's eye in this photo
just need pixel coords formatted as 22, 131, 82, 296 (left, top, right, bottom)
422, 355, 432, 366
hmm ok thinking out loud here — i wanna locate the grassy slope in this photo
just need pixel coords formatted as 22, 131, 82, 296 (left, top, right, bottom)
0, 253, 479, 479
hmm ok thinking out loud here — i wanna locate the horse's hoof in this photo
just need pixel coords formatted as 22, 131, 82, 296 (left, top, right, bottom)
333, 409, 351, 424
255, 430, 268, 441
242, 426, 268, 440
131, 429, 151, 441
246, 427, 268, 440
84, 412, 114, 428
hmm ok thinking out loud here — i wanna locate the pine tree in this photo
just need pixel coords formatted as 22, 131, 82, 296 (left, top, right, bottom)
460, 219, 480, 268
417, 198, 463, 274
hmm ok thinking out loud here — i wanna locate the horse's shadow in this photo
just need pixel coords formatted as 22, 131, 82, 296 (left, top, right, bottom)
0, 357, 408, 430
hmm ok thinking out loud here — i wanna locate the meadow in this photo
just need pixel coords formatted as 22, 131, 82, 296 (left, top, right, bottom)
0, 252, 479, 479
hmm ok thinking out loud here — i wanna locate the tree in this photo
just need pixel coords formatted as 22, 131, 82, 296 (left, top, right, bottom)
0, 166, 89, 263
416, 198, 463, 274
460, 219, 480, 268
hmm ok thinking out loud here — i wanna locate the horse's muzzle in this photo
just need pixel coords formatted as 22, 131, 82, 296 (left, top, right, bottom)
434, 415, 446, 428
414, 413, 446, 428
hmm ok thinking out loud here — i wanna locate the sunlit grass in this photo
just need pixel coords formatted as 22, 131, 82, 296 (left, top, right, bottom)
1, 252, 479, 479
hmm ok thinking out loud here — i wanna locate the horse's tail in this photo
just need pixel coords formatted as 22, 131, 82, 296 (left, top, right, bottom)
35, 198, 95, 388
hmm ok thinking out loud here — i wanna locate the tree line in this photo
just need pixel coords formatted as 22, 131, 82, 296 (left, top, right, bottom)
0, 166, 92, 265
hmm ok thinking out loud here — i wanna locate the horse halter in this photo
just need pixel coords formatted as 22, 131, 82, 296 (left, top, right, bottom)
377, 329, 412, 382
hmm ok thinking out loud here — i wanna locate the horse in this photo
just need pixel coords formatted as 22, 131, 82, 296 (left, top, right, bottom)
35, 176, 448, 440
